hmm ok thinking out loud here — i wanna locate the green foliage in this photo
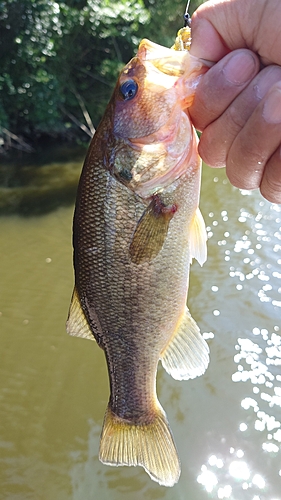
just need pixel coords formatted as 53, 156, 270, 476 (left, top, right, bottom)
0, 0, 204, 144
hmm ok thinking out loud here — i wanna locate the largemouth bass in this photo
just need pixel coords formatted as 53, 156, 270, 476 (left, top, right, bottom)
67, 36, 209, 487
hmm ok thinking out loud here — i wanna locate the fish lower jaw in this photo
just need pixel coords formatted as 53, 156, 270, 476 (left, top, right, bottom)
128, 105, 187, 148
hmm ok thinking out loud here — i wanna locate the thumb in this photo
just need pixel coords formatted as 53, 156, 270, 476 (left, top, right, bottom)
190, 16, 230, 62
190, 0, 281, 67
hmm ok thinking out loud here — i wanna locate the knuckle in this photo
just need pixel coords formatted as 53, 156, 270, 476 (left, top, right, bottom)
227, 103, 247, 132
226, 165, 248, 189
261, 162, 281, 203
226, 152, 262, 190
191, 88, 218, 129
198, 128, 227, 167
233, 132, 267, 166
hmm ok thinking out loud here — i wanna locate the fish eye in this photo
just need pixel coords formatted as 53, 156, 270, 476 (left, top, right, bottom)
119, 79, 138, 101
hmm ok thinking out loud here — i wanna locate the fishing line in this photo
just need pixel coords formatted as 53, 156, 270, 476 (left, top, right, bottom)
184, 0, 191, 27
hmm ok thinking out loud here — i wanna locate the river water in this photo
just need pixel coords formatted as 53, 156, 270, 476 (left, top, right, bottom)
0, 151, 281, 500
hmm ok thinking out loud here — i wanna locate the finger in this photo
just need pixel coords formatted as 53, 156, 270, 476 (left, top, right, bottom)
190, 0, 281, 67
189, 49, 259, 131
198, 65, 281, 167
260, 148, 281, 203
190, 17, 230, 62
226, 82, 281, 191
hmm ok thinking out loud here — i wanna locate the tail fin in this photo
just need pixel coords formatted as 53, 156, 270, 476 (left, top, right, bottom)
99, 404, 180, 487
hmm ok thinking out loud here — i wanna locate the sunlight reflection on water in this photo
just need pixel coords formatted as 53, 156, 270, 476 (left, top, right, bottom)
194, 172, 281, 500
197, 445, 280, 499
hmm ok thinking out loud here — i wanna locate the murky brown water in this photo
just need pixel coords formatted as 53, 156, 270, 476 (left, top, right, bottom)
0, 154, 281, 500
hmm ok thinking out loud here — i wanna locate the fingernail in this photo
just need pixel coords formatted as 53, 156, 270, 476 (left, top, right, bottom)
223, 52, 257, 85
255, 66, 281, 99
263, 85, 281, 123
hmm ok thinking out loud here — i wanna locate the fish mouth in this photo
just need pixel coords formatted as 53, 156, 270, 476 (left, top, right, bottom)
137, 38, 204, 79
138, 39, 188, 77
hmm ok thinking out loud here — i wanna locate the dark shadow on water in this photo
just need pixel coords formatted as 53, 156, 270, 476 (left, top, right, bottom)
0, 144, 87, 216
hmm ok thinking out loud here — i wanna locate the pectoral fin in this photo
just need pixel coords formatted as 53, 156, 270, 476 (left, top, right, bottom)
160, 307, 209, 380
66, 287, 95, 341
189, 207, 207, 266
129, 195, 177, 265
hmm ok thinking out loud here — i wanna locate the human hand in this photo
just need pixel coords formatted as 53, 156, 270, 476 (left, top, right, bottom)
189, 0, 281, 203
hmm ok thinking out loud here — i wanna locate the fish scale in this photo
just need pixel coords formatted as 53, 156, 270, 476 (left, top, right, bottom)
67, 34, 209, 487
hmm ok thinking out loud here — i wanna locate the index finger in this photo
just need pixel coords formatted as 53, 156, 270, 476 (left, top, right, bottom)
189, 49, 260, 131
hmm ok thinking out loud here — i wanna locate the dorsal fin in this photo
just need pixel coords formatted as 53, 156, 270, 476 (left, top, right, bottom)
66, 287, 95, 341
160, 306, 209, 380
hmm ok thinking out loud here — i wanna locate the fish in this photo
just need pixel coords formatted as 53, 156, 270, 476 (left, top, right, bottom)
66, 35, 209, 487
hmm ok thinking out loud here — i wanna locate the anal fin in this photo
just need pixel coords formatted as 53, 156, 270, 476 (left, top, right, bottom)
160, 307, 209, 380
99, 403, 180, 487
66, 287, 95, 341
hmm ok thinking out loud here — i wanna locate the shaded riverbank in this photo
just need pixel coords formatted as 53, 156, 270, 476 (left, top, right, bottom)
0, 144, 86, 215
